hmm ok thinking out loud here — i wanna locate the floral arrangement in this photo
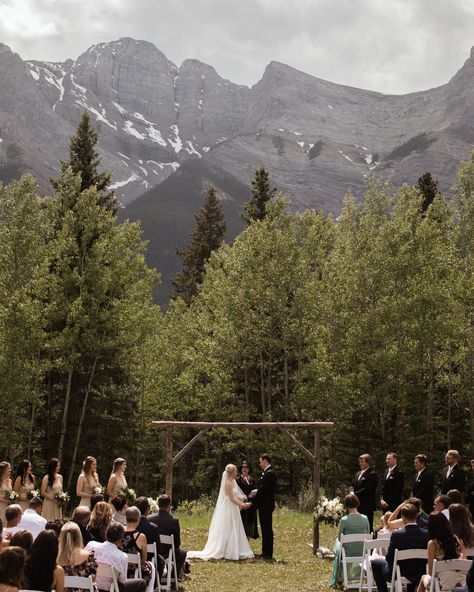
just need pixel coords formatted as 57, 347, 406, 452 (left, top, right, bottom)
7, 490, 18, 502
148, 497, 159, 514
314, 496, 344, 525
93, 484, 105, 496
28, 489, 40, 499
55, 491, 70, 506
120, 487, 136, 504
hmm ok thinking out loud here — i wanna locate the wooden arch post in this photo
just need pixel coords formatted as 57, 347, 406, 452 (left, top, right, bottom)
153, 420, 333, 553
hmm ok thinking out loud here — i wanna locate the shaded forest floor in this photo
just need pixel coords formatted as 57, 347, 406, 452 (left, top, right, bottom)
177, 508, 336, 592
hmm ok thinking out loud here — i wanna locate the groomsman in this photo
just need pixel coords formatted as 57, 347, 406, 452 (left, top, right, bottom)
353, 453, 378, 531
380, 452, 404, 512
250, 454, 277, 560
439, 449, 466, 495
411, 454, 434, 513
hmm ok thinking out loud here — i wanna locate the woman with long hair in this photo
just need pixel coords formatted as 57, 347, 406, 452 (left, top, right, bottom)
0, 546, 25, 592
76, 456, 99, 508
0, 461, 12, 523
57, 522, 97, 586
10, 530, 33, 556
449, 503, 474, 548
417, 512, 465, 592
87, 500, 112, 542
13, 460, 35, 512
106, 458, 127, 500
40, 458, 64, 521
24, 530, 64, 592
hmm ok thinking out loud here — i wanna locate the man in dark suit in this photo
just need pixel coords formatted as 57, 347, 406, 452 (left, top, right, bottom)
371, 503, 428, 592
380, 452, 404, 512
439, 450, 466, 495
352, 453, 378, 531
248, 453, 277, 560
135, 497, 164, 577
411, 454, 434, 513
149, 494, 187, 578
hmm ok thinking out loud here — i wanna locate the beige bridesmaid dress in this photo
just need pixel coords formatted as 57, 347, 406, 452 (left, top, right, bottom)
42, 478, 63, 521
79, 475, 99, 507
0, 480, 12, 522
112, 472, 127, 496
18, 480, 35, 512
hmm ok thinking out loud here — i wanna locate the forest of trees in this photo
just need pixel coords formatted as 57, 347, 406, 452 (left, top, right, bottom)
0, 114, 473, 504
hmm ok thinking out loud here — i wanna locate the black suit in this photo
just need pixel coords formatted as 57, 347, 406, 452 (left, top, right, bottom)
381, 466, 404, 512
466, 476, 474, 522
251, 466, 277, 559
353, 467, 378, 531
411, 468, 434, 513
439, 464, 466, 495
137, 517, 164, 576
372, 523, 428, 592
148, 510, 187, 576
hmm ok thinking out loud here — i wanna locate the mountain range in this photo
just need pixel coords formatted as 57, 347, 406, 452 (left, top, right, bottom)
1, 37, 474, 302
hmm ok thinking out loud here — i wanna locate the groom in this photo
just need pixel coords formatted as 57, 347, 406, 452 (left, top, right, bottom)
248, 453, 277, 560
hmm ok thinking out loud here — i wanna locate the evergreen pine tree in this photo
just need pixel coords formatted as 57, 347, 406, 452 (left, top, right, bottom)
51, 111, 117, 213
242, 165, 276, 224
417, 172, 439, 215
172, 186, 226, 304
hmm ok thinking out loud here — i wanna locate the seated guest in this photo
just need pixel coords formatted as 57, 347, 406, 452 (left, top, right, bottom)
57, 522, 97, 581
90, 493, 104, 512
111, 494, 128, 526
45, 519, 65, 537
376, 512, 394, 537
467, 459, 474, 522
449, 489, 467, 505
134, 497, 164, 577
10, 530, 33, 555
449, 503, 474, 552
329, 493, 370, 586
389, 497, 428, 530
24, 529, 64, 592
71, 505, 93, 545
86, 521, 146, 592
3, 504, 23, 538
18, 497, 46, 540
371, 503, 428, 592
87, 500, 112, 542
121, 507, 154, 592
417, 512, 465, 592
434, 494, 452, 518
0, 546, 26, 592
149, 494, 188, 579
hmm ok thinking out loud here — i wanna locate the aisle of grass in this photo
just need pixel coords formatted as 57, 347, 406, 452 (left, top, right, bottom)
176, 508, 337, 591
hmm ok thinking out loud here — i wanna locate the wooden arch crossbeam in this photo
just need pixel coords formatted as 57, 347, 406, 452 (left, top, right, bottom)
152, 420, 334, 551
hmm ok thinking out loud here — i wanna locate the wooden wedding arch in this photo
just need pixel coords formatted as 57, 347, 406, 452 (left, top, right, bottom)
152, 421, 334, 552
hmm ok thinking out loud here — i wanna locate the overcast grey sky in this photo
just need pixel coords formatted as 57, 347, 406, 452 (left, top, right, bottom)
1, 0, 474, 94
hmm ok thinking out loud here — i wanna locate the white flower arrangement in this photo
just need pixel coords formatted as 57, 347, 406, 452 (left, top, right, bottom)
7, 490, 18, 502
120, 487, 136, 504
148, 497, 159, 514
93, 485, 105, 495
55, 491, 70, 506
313, 496, 345, 525
28, 489, 40, 499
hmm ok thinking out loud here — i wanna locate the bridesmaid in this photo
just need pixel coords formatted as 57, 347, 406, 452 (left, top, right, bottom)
106, 458, 127, 500
0, 461, 12, 523
13, 460, 35, 512
76, 456, 99, 507
41, 458, 64, 521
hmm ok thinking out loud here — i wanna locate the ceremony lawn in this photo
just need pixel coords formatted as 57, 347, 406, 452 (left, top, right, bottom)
178, 508, 336, 592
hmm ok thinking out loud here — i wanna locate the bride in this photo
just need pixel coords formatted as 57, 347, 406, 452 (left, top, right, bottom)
187, 464, 254, 560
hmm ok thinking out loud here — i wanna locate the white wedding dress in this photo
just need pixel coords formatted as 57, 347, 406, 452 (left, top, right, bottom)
187, 471, 254, 560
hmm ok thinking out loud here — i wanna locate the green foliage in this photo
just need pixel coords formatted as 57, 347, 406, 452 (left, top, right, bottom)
242, 166, 277, 224
417, 171, 439, 215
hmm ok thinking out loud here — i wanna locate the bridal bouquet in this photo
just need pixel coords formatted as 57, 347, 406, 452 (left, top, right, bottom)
314, 496, 344, 525
120, 487, 136, 504
28, 489, 40, 499
6, 490, 18, 502
93, 484, 105, 495
55, 491, 70, 506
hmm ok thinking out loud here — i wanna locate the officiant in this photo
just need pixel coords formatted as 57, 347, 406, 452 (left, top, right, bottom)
237, 461, 259, 539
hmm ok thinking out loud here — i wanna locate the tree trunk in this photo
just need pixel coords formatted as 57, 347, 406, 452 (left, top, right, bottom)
284, 347, 290, 418
259, 353, 266, 418
58, 367, 74, 463
244, 367, 250, 418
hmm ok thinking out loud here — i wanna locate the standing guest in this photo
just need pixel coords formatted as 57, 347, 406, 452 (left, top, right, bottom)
57, 522, 98, 583
352, 453, 378, 531
0, 546, 26, 592
0, 461, 12, 523
86, 522, 146, 592
467, 459, 474, 522
18, 497, 46, 540
24, 529, 64, 592
3, 504, 23, 538
87, 500, 113, 542
412, 454, 435, 513
76, 456, 100, 508
10, 530, 33, 555
439, 450, 466, 495
13, 460, 35, 512
417, 512, 465, 592
107, 458, 128, 500
121, 507, 154, 592
71, 506, 93, 545
449, 503, 474, 550
41, 458, 63, 521
149, 494, 188, 579
434, 494, 452, 518
111, 494, 128, 526
381, 452, 404, 512
237, 461, 259, 539
134, 497, 164, 576
90, 493, 104, 512
330, 493, 370, 586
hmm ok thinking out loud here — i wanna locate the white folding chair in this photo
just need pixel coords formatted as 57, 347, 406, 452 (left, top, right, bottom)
359, 538, 391, 592
340, 533, 373, 590
64, 575, 94, 591
390, 548, 428, 592
429, 558, 472, 592
127, 552, 142, 578
160, 534, 179, 591
147, 542, 162, 592
96, 563, 120, 592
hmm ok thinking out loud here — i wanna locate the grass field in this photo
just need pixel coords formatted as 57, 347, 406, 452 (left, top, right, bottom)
176, 508, 337, 592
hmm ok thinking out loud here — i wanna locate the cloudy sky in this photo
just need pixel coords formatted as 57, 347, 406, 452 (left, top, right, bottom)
1, 0, 474, 94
